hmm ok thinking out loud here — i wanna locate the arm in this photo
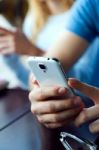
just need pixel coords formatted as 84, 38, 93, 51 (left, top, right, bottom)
45, 0, 97, 71
45, 31, 89, 72
0, 27, 88, 72
0, 27, 44, 56
0, 0, 96, 72
68, 78, 99, 133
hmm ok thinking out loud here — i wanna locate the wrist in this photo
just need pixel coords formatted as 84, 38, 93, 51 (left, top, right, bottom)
24, 42, 44, 56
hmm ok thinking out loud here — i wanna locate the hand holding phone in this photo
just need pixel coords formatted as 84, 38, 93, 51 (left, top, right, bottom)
28, 57, 84, 129
28, 57, 74, 95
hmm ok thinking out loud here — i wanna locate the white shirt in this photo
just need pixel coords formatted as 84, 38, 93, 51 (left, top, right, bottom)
23, 10, 69, 50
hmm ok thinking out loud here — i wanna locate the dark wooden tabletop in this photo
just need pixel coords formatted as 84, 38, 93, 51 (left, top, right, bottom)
0, 88, 97, 150
0, 89, 40, 150
0, 88, 66, 150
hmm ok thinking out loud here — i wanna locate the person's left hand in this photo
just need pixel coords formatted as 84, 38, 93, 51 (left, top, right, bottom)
0, 27, 33, 55
68, 78, 99, 133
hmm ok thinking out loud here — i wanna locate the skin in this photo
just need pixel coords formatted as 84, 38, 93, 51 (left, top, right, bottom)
0, 28, 88, 71
0, 0, 70, 56
29, 78, 84, 129
29, 78, 99, 133
0, 0, 95, 130
68, 78, 99, 134
43, 0, 68, 15
0, 27, 44, 56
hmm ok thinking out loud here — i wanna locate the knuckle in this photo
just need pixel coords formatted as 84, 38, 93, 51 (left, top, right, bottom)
29, 89, 40, 101
38, 88, 45, 99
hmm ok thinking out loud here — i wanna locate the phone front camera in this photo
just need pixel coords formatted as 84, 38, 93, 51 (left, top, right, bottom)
39, 64, 47, 70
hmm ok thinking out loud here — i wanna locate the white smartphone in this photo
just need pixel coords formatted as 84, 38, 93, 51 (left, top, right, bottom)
28, 57, 74, 95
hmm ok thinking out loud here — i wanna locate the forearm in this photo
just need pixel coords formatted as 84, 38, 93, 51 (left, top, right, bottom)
44, 31, 89, 72
23, 42, 45, 56
25, 31, 89, 73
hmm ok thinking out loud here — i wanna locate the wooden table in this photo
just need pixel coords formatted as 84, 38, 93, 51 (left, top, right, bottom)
0, 88, 67, 150
0, 88, 34, 150
0, 88, 97, 150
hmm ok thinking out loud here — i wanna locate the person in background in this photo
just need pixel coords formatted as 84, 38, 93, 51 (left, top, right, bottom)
0, 0, 73, 89
0, 0, 99, 87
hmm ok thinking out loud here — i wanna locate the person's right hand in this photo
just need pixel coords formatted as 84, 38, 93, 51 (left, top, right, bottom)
29, 78, 84, 128
0, 27, 34, 55
68, 78, 99, 133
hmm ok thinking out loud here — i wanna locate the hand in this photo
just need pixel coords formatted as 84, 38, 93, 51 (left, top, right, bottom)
0, 27, 33, 55
29, 78, 84, 128
68, 78, 99, 133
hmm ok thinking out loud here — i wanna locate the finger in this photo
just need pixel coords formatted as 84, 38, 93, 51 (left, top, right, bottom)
31, 78, 39, 88
68, 78, 99, 103
44, 118, 74, 128
89, 119, 99, 133
37, 106, 82, 124
0, 33, 16, 55
74, 105, 99, 127
0, 27, 13, 35
0, 44, 9, 50
0, 40, 15, 54
0, 47, 14, 54
0, 35, 14, 47
29, 73, 39, 89
0, 35, 11, 41
31, 96, 83, 114
0, 42, 11, 52
29, 86, 67, 102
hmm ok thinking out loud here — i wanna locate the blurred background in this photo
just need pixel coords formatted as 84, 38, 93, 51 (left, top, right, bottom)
0, 0, 29, 89
0, 0, 28, 27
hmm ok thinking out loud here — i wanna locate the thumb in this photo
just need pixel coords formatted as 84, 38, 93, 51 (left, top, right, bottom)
68, 78, 99, 103
29, 73, 39, 90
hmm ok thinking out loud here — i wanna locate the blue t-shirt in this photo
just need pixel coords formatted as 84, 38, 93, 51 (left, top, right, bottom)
66, 0, 99, 42
68, 38, 99, 87
65, 0, 99, 141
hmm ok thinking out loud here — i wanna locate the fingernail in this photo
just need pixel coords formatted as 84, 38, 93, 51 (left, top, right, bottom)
58, 87, 66, 94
